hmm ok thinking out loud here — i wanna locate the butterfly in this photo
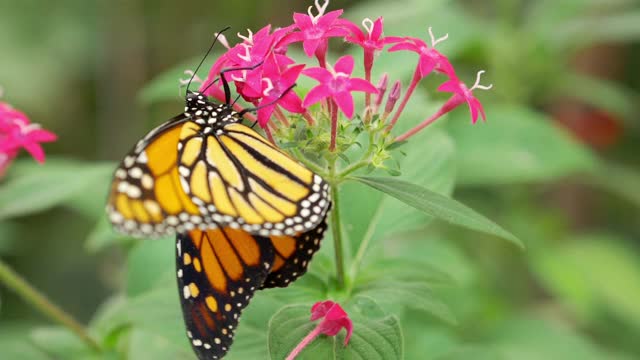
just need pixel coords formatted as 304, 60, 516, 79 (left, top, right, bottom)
106, 44, 331, 358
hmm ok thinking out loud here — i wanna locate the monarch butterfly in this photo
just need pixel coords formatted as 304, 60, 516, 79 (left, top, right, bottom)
106, 37, 331, 358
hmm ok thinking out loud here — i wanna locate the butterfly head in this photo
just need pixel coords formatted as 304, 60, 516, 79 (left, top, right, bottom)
184, 91, 241, 130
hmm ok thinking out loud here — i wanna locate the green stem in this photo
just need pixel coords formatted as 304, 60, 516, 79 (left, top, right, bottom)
0, 259, 102, 352
291, 148, 325, 176
328, 161, 346, 290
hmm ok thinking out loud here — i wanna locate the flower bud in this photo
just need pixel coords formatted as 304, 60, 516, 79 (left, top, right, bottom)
373, 73, 389, 114
384, 80, 402, 115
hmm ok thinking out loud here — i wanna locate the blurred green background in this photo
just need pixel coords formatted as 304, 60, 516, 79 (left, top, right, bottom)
1, 0, 640, 359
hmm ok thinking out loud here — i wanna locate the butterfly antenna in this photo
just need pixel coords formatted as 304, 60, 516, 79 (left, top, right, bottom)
218, 61, 265, 104
186, 26, 231, 93
238, 84, 296, 117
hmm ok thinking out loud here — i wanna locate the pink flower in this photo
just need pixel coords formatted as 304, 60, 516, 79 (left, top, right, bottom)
281, 0, 349, 65
310, 300, 353, 344
286, 301, 353, 360
0, 102, 57, 175
438, 70, 492, 123
343, 17, 390, 72
388, 28, 453, 78
303, 55, 377, 119
255, 53, 305, 127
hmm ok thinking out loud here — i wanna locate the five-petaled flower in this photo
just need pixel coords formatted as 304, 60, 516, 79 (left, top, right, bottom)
286, 301, 353, 360
303, 55, 378, 119
438, 70, 492, 124
282, 0, 349, 66
0, 101, 57, 176
388, 27, 453, 78
255, 53, 305, 127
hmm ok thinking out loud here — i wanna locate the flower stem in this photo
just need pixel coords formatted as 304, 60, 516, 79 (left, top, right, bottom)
329, 99, 338, 152
394, 105, 447, 142
286, 326, 322, 360
0, 259, 102, 352
328, 168, 346, 290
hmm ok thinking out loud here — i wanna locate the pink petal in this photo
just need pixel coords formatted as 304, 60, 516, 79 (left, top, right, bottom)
311, 300, 336, 321
437, 79, 462, 94
334, 92, 355, 118
388, 42, 419, 53
22, 142, 46, 163
418, 58, 437, 78
333, 55, 354, 75
302, 67, 332, 82
371, 17, 384, 40
347, 78, 378, 93
293, 13, 313, 29
303, 37, 323, 57
469, 97, 486, 123
302, 85, 330, 108
257, 105, 276, 127
28, 129, 57, 143
324, 28, 350, 38
316, 10, 344, 27
279, 91, 304, 113
281, 63, 306, 84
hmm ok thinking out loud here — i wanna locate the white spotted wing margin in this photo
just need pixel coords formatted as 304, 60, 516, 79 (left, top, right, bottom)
175, 228, 274, 360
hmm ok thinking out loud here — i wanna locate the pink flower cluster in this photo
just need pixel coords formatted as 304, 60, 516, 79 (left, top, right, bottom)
199, 0, 491, 148
0, 101, 57, 176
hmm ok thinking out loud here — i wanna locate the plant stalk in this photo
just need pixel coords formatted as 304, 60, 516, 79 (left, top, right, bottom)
329, 177, 346, 290
0, 259, 102, 352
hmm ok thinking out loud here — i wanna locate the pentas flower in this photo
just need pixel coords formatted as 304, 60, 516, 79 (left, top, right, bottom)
192, 0, 491, 148
303, 55, 377, 119
386, 27, 455, 130
0, 101, 57, 176
303, 55, 377, 151
286, 301, 353, 360
387, 28, 452, 78
395, 70, 492, 142
281, 0, 350, 66
255, 53, 305, 127
438, 70, 491, 124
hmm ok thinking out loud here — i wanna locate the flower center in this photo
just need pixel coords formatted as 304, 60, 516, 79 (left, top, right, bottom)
329, 75, 348, 93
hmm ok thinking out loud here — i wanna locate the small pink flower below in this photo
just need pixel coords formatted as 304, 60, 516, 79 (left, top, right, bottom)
286, 300, 353, 360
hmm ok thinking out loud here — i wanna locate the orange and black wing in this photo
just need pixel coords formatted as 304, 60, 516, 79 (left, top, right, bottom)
177, 122, 331, 237
262, 215, 329, 288
176, 227, 273, 359
106, 116, 208, 237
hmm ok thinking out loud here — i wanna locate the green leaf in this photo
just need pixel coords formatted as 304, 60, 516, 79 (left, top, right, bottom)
30, 326, 96, 359
448, 105, 597, 185
351, 176, 523, 248
268, 297, 403, 360
0, 160, 114, 220
588, 163, 640, 208
128, 328, 194, 360
341, 128, 456, 258
531, 234, 640, 326
353, 278, 456, 324
126, 238, 174, 296
487, 316, 615, 360
85, 216, 135, 253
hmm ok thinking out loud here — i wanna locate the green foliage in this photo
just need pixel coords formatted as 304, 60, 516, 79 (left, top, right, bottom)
352, 175, 523, 248
448, 105, 597, 185
268, 297, 403, 360
2, 0, 640, 359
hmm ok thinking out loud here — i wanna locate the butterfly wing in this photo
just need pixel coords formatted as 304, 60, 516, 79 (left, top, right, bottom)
106, 116, 209, 237
176, 228, 274, 359
177, 121, 331, 237
262, 215, 329, 288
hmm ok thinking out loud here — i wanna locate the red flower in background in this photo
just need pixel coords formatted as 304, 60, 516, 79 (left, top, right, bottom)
0, 101, 57, 176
